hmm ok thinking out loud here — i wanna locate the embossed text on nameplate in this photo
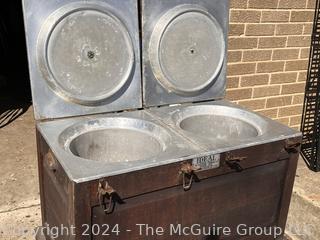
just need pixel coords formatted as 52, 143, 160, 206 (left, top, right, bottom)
192, 154, 220, 171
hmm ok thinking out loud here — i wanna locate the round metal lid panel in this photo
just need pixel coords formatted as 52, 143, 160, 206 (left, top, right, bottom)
149, 6, 225, 96
41, 7, 134, 105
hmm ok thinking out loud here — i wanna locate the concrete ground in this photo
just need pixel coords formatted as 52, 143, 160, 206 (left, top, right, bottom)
0, 106, 318, 240
286, 159, 320, 240
0, 106, 41, 240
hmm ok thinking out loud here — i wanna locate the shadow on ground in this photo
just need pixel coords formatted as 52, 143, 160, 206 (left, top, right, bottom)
0, 101, 31, 128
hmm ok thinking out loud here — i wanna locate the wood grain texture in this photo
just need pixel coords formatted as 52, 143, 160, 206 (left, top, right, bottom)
36, 131, 301, 240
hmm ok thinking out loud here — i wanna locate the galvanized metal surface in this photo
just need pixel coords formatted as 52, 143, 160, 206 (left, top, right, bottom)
147, 100, 300, 150
37, 110, 204, 183
37, 101, 301, 183
41, 6, 134, 104
142, 0, 229, 107
24, 0, 301, 185
22, 0, 141, 120
148, 4, 225, 96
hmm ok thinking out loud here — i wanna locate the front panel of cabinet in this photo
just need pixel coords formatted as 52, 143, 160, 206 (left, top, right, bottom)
92, 160, 287, 240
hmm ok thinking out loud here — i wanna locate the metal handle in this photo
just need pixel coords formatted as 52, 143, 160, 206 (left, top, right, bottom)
97, 180, 116, 214
182, 172, 194, 191
180, 162, 200, 191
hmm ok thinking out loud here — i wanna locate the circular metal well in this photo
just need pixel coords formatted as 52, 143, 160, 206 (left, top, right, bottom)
149, 5, 225, 96
38, 3, 134, 105
59, 118, 170, 162
172, 105, 266, 141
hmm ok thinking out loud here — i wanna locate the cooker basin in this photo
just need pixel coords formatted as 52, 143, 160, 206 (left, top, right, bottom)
172, 105, 266, 141
59, 118, 170, 162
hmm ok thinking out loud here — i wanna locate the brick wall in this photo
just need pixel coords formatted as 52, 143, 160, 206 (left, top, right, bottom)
226, 0, 316, 130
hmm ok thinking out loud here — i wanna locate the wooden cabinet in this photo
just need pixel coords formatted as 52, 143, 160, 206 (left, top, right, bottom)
36, 130, 300, 240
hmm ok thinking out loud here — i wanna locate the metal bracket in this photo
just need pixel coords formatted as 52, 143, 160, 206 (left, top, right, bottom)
285, 139, 301, 154
45, 151, 57, 172
179, 162, 200, 191
97, 180, 116, 214
225, 152, 246, 172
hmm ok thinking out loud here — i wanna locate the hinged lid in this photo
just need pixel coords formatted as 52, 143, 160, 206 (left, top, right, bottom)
142, 0, 229, 107
23, 0, 142, 120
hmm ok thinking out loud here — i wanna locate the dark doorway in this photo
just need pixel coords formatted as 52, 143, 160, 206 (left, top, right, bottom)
0, 1, 31, 128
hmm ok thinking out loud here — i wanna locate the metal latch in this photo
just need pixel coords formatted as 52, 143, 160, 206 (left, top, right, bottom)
45, 151, 57, 172
285, 139, 301, 154
179, 162, 200, 191
97, 180, 116, 214
225, 153, 247, 172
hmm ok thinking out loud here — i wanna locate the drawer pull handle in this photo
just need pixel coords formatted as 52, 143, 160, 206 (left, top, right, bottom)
180, 162, 200, 191
97, 181, 116, 214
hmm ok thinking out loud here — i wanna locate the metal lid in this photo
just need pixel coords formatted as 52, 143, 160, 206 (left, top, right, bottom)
142, 1, 229, 107
23, 0, 141, 120
149, 5, 225, 96
40, 8, 134, 105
